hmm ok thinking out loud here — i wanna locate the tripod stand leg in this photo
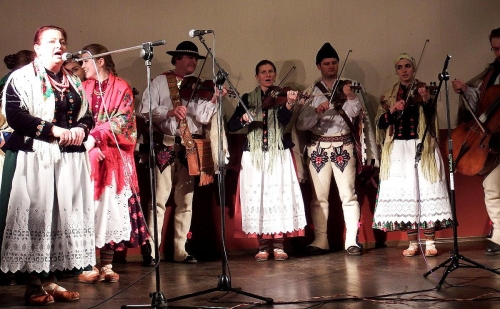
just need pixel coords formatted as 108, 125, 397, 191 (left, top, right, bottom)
166, 277, 273, 305
460, 254, 500, 275
424, 252, 500, 290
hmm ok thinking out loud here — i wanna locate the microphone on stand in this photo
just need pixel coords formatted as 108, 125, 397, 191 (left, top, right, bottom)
189, 29, 213, 37
62, 50, 86, 61
145, 39, 166, 46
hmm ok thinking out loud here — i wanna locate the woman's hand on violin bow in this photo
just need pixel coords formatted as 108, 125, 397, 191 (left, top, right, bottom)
167, 106, 187, 122
390, 100, 405, 114
241, 113, 253, 125
210, 86, 228, 103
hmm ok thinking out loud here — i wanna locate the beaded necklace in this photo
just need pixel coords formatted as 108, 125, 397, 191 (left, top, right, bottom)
92, 80, 108, 122
47, 70, 70, 101
49, 70, 75, 128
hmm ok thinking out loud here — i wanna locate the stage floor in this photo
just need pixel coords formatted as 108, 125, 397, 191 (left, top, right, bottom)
1, 239, 500, 308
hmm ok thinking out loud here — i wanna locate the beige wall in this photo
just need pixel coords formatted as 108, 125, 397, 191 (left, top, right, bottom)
1, 0, 499, 126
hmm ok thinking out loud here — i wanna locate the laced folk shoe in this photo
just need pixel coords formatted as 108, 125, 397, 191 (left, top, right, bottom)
99, 265, 120, 283
24, 277, 54, 306
43, 283, 80, 302
403, 242, 419, 257
273, 249, 288, 261
255, 250, 269, 261
78, 266, 100, 284
425, 240, 438, 257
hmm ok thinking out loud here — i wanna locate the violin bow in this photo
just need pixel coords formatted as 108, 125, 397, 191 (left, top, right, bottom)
185, 51, 210, 109
255, 66, 296, 114
327, 49, 352, 107
459, 89, 487, 133
317, 50, 353, 128
399, 39, 430, 116
268, 66, 296, 98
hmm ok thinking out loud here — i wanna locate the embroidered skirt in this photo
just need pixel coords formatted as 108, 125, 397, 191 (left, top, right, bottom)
0, 151, 96, 273
93, 155, 149, 250
372, 139, 453, 231
239, 150, 307, 236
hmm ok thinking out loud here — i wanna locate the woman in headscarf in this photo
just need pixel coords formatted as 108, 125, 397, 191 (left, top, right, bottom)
372, 53, 452, 257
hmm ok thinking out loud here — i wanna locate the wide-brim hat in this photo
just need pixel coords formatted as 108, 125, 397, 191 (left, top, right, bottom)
166, 41, 206, 59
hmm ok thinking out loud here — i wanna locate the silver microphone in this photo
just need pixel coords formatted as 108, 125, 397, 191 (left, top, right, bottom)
188, 29, 213, 37
62, 50, 85, 61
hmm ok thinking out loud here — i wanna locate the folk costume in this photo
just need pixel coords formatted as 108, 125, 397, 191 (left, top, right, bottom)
0, 58, 95, 274
228, 87, 307, 260
296, 43, 376, 255
82, 73, 149, 280
458, 58, 500, 249
140, 42, 222, 263
0, 112, 6, 185
372, 53, 452, 256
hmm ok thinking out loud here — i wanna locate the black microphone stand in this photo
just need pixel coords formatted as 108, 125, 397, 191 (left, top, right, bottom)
166, 35, 272, 305
122, 41, 168, 308
423, 55, 500, 289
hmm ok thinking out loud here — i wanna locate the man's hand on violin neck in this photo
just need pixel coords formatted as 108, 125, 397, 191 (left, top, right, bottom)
211, 86, 228, 103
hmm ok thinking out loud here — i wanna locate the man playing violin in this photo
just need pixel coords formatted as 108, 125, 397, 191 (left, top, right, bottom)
373, 53, 452, 257
296, 43, 378, 256
452, 27, 500, 255
140, 41, 226, 265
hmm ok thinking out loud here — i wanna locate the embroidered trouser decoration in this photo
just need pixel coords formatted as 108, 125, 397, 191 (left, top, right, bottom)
310, 147, 329, 173
331, 145, 350, 172
155, 145, 176, 173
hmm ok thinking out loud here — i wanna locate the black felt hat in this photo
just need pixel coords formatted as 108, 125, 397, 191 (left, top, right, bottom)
316, 42, 339, 64
166, 41, 206, 59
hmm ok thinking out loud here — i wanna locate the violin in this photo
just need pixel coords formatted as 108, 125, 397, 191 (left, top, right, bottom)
261, 86, 312, 109
329, 79, 363, 109
179, 76, 237, 101
407, 81, 438, 105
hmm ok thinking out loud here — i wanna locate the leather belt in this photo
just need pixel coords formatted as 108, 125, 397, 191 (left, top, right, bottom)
311, 133, 352, 143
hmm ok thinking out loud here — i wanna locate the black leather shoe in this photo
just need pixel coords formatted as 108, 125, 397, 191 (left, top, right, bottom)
485, 241, 500, 255
177, 255, 197, 264
142, 256, 156, 267
346, 246, 362, 256
305, 246, 329, 256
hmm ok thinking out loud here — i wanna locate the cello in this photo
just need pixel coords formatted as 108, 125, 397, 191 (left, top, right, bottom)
452, 84, 500, 176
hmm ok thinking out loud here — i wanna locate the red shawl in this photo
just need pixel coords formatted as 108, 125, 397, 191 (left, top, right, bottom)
83, 74, 138, 200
